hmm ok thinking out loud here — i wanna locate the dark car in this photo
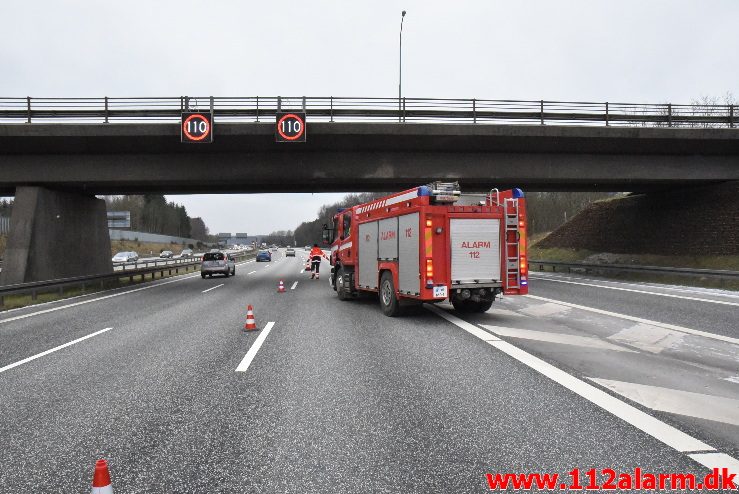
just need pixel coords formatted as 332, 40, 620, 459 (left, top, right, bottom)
201, 252, 236, 278
160, 250, 174, 259
256, 250, 272, 262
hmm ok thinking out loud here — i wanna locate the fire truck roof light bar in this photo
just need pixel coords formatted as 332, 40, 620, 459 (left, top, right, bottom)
512, 188, 525, 198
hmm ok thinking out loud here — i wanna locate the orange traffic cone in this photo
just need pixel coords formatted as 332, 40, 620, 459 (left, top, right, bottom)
91, 459, 113, 494
244, 305, 257, 331
305, 260, 311, 272
278, 280, 286, 293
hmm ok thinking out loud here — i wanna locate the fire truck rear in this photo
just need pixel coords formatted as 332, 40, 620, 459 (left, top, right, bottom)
323, 182, 528, 316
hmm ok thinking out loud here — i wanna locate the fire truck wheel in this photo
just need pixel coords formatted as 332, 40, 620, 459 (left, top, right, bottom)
336, 266, 353, 301
379, 272, 401, 317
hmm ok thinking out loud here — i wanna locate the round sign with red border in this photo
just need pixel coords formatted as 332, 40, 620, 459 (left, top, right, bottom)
276, 112, 306, 142
181, 112, 213, 143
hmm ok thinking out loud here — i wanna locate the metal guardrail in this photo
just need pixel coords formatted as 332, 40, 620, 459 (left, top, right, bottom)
0, 250, 255, 308
0, 96, 736, 128
531, 260, 739, 280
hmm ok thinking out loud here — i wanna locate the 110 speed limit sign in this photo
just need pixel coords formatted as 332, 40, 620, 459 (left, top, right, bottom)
275, 112, 306, 142
181, 112, 213, 143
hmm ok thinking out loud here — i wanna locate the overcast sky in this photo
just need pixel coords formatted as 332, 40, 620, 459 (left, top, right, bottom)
3, 1, 737, 234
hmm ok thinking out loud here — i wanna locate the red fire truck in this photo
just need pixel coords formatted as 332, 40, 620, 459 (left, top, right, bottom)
322, 182, 528, 316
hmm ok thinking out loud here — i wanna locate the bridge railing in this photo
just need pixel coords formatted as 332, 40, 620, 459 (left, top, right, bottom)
0, 96, 735, 128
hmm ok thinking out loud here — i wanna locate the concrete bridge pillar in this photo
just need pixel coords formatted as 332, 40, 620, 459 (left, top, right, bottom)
0, 187, 112, 285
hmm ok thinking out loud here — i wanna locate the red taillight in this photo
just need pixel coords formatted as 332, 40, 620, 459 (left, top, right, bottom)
426, 258, 434, 278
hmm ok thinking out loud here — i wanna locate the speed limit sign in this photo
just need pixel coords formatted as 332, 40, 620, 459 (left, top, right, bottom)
181, 112, 213, 143
275, 112, 306, 142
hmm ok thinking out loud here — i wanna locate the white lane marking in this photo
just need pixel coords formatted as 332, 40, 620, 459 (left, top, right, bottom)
0, 327, 112, 374
481, 325, 637, 352
0, 274, 201, 325
527, 295, 739, 346
532, 276, 739, 307
426, 304, 500, 341
291, 281, 298, 290
532, 272, 739, 300
201, 283, 224, 293
248, 271, 257, 275
689, 453, 739, 475
588, 377, 739, 427
426, 306, 715, 453
0, 258, 256, 323
235, 322, 276, 372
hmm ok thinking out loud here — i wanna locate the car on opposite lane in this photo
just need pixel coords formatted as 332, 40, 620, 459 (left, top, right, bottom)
201, 252, 236, 278
286, 247, 295, 257
256, 250, 272, 262
160, 250, 174, 259
179, 248, 193, 258
112, 251, 139, 263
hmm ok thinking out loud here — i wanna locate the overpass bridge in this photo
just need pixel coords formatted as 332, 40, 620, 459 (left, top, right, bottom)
1, 96, 738, 194
0, 96, 737, 284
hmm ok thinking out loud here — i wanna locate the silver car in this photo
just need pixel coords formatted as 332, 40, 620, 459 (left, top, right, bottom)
112, 251, 138, 263
201, 252, 235, 278
286, 247, 295, 257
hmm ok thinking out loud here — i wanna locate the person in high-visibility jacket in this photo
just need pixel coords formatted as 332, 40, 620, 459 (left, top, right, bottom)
309, 244, 329, 279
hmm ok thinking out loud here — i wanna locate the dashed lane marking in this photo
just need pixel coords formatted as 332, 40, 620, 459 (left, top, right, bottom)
291, 281, 298, 290
235, 322, 276, 373
0, 327, 112, 374
526, 295, 739, 346
201, 283, 224, 293
248, 271, 257, 275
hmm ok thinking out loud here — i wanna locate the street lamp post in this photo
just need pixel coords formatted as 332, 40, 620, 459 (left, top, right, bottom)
399, 10, 406, 122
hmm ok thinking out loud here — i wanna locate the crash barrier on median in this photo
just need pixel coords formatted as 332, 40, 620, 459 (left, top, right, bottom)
531, 260, 739, 281
0, 250, 256, 309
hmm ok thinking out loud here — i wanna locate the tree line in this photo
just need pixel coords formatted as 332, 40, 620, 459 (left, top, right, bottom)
104, 195, 212, 241
266, 190, 617, 247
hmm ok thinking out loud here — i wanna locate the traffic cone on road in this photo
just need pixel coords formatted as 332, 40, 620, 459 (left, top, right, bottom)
91, 459, 113, 494
305, 260, 311, 272
244, 305, 257, 331
278, 280, 286, 293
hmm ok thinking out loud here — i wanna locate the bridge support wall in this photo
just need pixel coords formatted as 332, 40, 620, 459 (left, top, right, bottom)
0, 187, 112, 285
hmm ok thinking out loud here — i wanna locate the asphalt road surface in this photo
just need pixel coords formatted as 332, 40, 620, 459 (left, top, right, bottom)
1, 251, 737, 492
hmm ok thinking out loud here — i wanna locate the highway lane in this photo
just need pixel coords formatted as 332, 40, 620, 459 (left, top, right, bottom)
529, 272, 738, 340
0, 256, 260, 369
0, 252, 734, 491
460, 272, 739, 455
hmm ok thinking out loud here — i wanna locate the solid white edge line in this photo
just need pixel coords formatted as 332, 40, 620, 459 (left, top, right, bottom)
0, 258, 256, 325
0, 327, 112, 374
235, 322, 275, 372
526, 294, 739, 346
201, 283, 224, 293
0, 274, 200, 325
291, 281, 298, 290
531, 272, 739, 300
425, 306, 719, 456
533, 276, 739, 307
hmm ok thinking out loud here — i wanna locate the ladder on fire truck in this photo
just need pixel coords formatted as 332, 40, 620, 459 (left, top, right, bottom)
503, 198, 521, 289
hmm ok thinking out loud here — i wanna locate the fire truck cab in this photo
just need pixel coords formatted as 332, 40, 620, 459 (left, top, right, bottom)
323, 182, 528, 316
